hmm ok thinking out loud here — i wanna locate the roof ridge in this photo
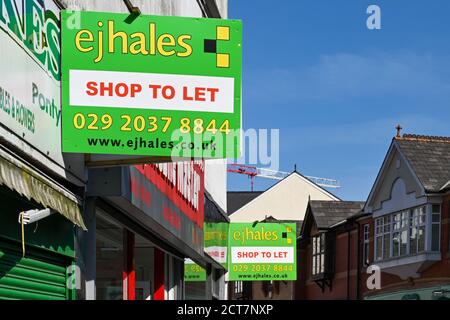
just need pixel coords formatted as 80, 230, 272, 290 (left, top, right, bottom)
397, 134, 450, 143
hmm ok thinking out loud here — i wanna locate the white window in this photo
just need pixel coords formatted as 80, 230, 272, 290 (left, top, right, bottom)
375, 218, 383, 260
431, 204, 441, 251
375, 204, 439, 261
392, 210, 409, 257
234, 281, 243, 294
410, 206, 426, 255
363, 224, 370, 266
375, 216, 391, 260
312, 234, 325, 276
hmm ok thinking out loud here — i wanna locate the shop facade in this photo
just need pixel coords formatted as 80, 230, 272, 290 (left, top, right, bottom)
82, 161, 206, 300
184, 190, 229, 300
0, 0, 87, 299
1, 0, 230, 301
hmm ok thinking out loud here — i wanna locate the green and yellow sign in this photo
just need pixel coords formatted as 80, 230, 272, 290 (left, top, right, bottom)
184, 259, 206, 282
204, 222, 229, 268
61, 11, 242, 158
228, 223, 297, 281
184, 222, 229, 282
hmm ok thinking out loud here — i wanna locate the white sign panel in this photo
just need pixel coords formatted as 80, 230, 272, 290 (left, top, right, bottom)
205, 245, 228, 264
69, 69, 234, 113
231, 246, 295, 264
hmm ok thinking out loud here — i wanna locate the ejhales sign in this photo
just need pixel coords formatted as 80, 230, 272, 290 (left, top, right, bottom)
61, 11, 242, 159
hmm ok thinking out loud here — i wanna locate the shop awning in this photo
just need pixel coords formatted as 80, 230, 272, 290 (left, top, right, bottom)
0, 149, 86, 230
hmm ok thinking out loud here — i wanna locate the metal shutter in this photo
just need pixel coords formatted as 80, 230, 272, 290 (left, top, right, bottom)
0, 238, 70, 300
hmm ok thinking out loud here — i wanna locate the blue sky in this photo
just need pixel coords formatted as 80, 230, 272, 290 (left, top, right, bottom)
227, 0, 450, 201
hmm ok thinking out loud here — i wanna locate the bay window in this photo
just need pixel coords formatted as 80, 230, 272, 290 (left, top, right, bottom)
374, 204, 441, 261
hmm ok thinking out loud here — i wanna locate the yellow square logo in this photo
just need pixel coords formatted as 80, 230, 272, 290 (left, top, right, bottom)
217, 26, 230, 41
287, 238, 292, 244
286, 227, 292, 233
216, 53, 229, 68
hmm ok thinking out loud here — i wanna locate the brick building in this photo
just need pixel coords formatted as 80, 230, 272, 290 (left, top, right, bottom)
295, 201, 365, 299
361, 134, 450, 300
296, 133, 450, 300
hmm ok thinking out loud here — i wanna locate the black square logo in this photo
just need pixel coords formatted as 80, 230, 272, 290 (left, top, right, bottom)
204, 39, 217, 53
282, 232, 287, 239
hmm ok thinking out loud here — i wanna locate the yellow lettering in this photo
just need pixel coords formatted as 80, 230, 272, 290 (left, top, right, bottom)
177, 35, 192, 57
157, 33, 176, 56
75, 30, 93, 52
130, 32, 149, 55
94, 25, 103, 63
108, 20, 128, 54
149, 23, 156, 55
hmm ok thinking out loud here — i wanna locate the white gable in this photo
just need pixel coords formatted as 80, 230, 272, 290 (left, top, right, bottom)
365, 141, 425, 215
229, 172, 339, 222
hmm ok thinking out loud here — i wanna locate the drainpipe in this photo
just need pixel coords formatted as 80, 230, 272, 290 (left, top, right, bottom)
355, 220, 361, 300
347, 227, 351, 300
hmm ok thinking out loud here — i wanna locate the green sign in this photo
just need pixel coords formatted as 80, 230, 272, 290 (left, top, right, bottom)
61, 11, 242, 159
184, 259, 206, 282
204, 222, 229, 269
228, 223, 297, 281
184, 222, 229, 282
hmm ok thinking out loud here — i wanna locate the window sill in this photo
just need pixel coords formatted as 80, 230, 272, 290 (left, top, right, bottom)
372, 251, 441, 279
311, 272, 333, 281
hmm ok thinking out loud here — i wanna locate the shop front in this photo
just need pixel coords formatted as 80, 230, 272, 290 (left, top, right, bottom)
0, 0, 87, 300
0, 141, 85, 300
365, 285, 450, 300
185, 192, 229, 300
84, 161, 205, 300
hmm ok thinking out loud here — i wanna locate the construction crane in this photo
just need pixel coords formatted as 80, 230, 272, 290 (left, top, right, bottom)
227, 163, 341, 191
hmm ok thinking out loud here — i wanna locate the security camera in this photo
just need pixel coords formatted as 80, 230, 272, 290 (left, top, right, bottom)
18, 208, 53, 225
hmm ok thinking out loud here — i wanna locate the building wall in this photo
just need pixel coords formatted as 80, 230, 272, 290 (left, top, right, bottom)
251, 281, 294, 300
205, 159, 227, 213
230, 173, 339, 223
297, 224, 359, 300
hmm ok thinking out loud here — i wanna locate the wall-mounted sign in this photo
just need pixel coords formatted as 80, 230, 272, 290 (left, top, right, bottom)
0, 1, 64, 170
228, 223, 297, 281
184, 259, 206, 282
184, 221, 229, 282
61, 11, 242, 159
204, 222, 229, 268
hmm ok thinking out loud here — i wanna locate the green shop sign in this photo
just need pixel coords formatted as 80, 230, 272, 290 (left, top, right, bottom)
204, 222, 229, 268
61, 11, 242, 159
184, 222, 229, 282
184, 259, 206, 282
228, 223, 297, 281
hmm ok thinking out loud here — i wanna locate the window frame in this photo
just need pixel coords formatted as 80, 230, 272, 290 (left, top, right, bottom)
374, 203, 441, 262
431, 204, 441, 252
234, 281, 243, 294
311, 233, 326, 276
363, 224, 370, 267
